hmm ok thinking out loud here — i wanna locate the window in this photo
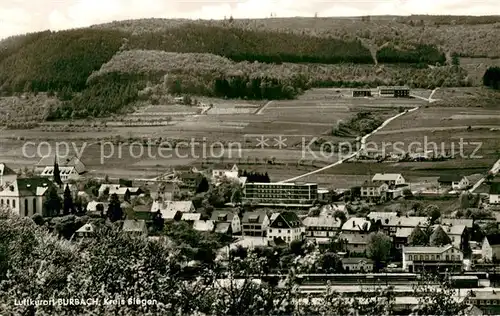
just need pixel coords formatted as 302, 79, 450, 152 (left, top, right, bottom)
269, 229, 272, 233
425, 255, 429, 260
409, 255, 413, 260
436, 255, 440, 260
13, 199, 15, 208
25, 199, 28, 214
24, 208, 28, 217
0, 199, 3, 205
278, 230, 281, 234
7, 200, 9, 206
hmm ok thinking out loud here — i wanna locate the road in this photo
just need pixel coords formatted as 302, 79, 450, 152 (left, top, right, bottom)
279, 90, 436, 183
255, 101, 273, 115
469, 157, 500, 193
375, 125, 500, 135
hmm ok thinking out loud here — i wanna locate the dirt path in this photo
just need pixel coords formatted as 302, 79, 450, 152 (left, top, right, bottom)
255, 101, 273, 115
375, 125, 500, 135
470, 158, 500, 193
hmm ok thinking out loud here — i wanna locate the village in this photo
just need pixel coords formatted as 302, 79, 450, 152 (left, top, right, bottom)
1, 134, 500, 312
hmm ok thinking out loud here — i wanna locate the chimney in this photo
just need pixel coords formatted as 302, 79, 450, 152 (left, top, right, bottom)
353, 221, 356, 228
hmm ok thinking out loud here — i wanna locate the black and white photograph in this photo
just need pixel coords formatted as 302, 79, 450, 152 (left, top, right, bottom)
0, 0, 499, 314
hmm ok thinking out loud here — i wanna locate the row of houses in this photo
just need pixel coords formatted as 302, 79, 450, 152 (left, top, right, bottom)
352, 86, 410, 98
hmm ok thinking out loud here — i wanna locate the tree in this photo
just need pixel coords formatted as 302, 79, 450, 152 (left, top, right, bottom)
53, 156, 63, 187
451, 52, 460, 66
63, 184, 74, 215
106, 193, 123, 222
334, 210, 347, 223
366, 232, 392, 271
43, 185, 61, 216
123, 189, 131, 203
152, 210, 164, 233
429, 225, 452, 246
425, 204, 441, 223
408, 226, 429, 246
96, 203, 105, 217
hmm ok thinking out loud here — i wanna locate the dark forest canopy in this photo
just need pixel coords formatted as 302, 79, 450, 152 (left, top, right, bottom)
483, 66, 500, 90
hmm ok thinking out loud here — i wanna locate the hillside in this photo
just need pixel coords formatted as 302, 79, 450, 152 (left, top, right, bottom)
0, 16, 497, 121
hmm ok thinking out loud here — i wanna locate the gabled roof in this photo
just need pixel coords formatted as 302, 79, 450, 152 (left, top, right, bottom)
372, 173, 403, 182
98, 184, 120, 192
193, 220, 214, 232
16, 177, 53, 196
151, 200, 194, 214
215, 222, 231, 234
485, 234, 500, 246
490, 182, 500, 195
269, 211, 302, 228
76, 223, 95, 234
361, 181, 386, 188
395, 227, 414, 238
440, 218, 473, 229
37, 155, 85, 173
86, 201, 108, 212
341, 217, 371, 232
122, 219, 147, 232
339, 232, 368, 245
386, 216, 429, 228
0, 163, 16, 176
302, 216, 342, 229
438, 175, 466, 183
435, 224, 466, 236
403, 245, 459, 254
368, 212, 398, 222
211, 210, 236, 222
242, 211, 267, 224
181, 213, 201, 221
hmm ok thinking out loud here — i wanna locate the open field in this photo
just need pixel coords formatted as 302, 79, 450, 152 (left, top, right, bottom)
459, 57, 500, 86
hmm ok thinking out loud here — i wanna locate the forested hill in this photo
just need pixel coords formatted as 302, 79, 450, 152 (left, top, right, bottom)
0, 16, 498, 121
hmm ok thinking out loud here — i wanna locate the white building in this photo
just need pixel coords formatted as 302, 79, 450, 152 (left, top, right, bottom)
341, 258, 374, 272
41, 166, 81, 181
360, 181, 389, 199
211, 210, 241, 234
212, 164, 239, 183
0, 177, 52, 217
438, 175, 470, 191
36, 155, 86, 179
402, 245, 463, 272
267, 212, 304, 244
372, 173, 406, 186
482, 234, 500, 262
341, 217, 372, 234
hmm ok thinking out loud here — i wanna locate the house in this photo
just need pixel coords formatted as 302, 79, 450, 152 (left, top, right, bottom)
434, 224, 467, 248
36, 155, 86, 178
367, 212, 398, 223
215, 222, 232, 234
0, 177, 53, 217
150, 200, 194, 221
352, 89, 372, 97
320, 203, 347, 216
86, 201, 108, 215
302, 215, 342, 243
438, 175, 470, 190
489, 183, 500, 205
267, 212, 304, 244
341, 217, 371, 234
466, 291, 500, 314
0, 163, 17, 186
193, 220, 215, 232
360, 181, 388, 199
242, 182, 318, 208
341, 258, 374, 272
212, 164, 239, 183
440, 218, 474, 229
211, 210, 241, 234
122, 219, 148, 235
339, 233, 369, 254
402, 245, 463, 272
241, 211, 269, 237
372, 173, 406, 187
74, 223, 96, 239
394, 227, 414, 249
97, 184, 143, 199
178, 172, 204, 192
181, 213, 201, 222
482, 234, 500, 262
384, 216, 429, 236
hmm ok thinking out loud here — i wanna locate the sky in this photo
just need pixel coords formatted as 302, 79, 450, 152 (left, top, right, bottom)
1, 0, 499, 39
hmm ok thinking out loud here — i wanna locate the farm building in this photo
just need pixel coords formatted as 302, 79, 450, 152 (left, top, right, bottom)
377, 86, 410, 98
352, 89, 372, 97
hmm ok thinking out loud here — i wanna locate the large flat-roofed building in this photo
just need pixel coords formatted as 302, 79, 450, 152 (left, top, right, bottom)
242, 182, 318, 207
352, 89, 372, 97
377, 86, 410, 98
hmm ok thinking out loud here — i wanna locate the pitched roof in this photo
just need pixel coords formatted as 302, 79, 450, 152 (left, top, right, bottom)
438, 174, 466, 183
242, 211, 267, 224
16, 177, 53, 196
215, 222, 231, 234
211, 210, 236, 222
436, 224, 466, 236
151, 200, 194, 214
0, 163, 16, 176
269, 211, 302, 228
490, 182, 500, 195
368, 212, 398, 222
339, 232, 368, 245
193, 220, 214, 232
122, 219, 147, 232
440, 218, 473, 229
76, 223, 95, 234
395, 227, 414, 238
341, 217, 371, 232
386, 216, 429, 228
485, 234, 500, 246
372, 173, 403, 181
86, 201, 108, 212
181, 213, 201, 221
403, 245, 459, 254
361, 181, 386, 188
302, 216, 342, 229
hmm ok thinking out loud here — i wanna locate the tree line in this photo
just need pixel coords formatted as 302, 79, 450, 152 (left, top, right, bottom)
376, 44, 446, 65
483, 66, 500, 90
